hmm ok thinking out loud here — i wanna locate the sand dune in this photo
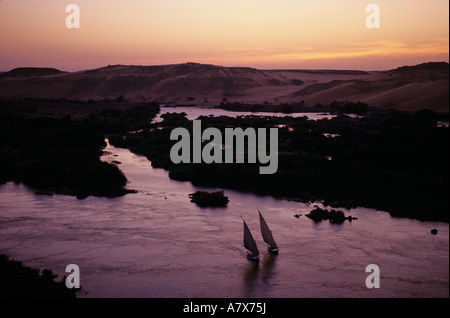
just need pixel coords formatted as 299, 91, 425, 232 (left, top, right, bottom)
0, 67, 64, 79
0, 62, 448, 112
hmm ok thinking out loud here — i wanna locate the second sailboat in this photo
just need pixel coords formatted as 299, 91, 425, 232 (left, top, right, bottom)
258, 209, 279, 254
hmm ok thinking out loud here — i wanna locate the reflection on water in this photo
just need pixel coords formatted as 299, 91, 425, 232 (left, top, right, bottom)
243, 262, 259, 297
437, 121, 449, 128
0, 141, 448, 298
154, 106, 336, 122
261, 253, 277, 283
242, 253, 278, 298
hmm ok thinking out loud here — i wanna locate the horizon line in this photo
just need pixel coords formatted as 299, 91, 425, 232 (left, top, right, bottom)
1, 60, 449, 74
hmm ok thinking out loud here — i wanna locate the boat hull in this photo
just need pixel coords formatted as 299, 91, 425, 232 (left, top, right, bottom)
247, 253, 260, 262
268, 247, 279, 254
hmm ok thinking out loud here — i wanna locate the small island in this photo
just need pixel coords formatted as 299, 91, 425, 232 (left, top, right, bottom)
189, 190, 230, 208
306, 207, 358, 224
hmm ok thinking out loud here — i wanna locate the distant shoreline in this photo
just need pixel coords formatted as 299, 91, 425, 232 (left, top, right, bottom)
160, 102, 450, 119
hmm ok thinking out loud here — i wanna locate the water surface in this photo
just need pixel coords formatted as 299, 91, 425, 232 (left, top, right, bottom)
0, 141, 447, 298
154, 106, 336, 122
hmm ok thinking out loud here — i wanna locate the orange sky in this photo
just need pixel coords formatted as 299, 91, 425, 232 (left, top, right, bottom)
0, 0, 448, 71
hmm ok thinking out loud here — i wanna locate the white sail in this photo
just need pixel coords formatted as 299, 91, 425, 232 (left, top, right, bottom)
243, 220, 259, 256
258, 210, 278, 249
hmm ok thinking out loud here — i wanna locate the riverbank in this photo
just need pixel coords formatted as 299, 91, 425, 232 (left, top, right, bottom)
216, 100, 369, 115
1, 98, 448, 222
0, 254, 77, 298
110, 107, 449, 223
0, 99, 160, 199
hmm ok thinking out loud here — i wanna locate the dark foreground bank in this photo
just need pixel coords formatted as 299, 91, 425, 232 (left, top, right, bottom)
0, 254, 77, 298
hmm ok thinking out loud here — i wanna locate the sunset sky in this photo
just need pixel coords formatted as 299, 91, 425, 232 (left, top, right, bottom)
0, 0, 448, 71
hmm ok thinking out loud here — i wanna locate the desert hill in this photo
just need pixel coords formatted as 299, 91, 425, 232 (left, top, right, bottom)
387, 62, 449, 81
0, 62, 448, 112
0, 67, 65, 79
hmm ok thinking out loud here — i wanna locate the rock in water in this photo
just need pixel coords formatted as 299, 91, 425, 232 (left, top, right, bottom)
306, 207, 357, 223
189, 190, 229, 207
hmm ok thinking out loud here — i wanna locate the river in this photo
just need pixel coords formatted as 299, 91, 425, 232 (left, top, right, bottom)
154, 106, 337, 122
0, 108, 448, 298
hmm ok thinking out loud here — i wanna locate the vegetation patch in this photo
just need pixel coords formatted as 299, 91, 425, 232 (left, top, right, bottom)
189, 190, 230, 207
110, 106, 449, 222
0, 99, 160, 199
0, 254, 77, 298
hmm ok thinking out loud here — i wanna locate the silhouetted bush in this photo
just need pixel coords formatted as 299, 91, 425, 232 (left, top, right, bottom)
280, 103, 294, 113
189, 190, 230, 207
0, 254, 78, 298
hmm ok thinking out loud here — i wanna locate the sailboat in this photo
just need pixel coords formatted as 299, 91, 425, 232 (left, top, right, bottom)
258, 209, 279, 254
243, 220, 260, 261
